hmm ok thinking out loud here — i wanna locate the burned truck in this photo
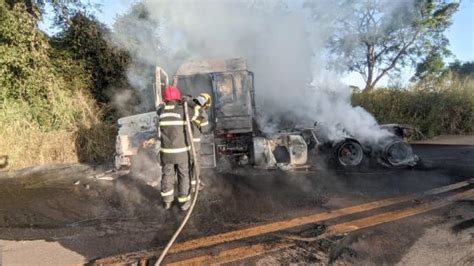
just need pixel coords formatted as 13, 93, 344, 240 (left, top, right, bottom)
114, 58, 259, 170
114, 58, 418, 171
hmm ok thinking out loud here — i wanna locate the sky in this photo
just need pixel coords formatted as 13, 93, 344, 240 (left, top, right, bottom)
41, 0, 474, 87
446, 0, 474, 62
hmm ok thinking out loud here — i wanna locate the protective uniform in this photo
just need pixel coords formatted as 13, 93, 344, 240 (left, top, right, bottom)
191, 98, 210, 154
159, 86, 192, 210
192, 93, 211, 136
189, 94, 210, 190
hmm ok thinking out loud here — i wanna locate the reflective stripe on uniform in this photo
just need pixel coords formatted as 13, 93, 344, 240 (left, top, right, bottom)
159, 112, 181, 119
160, 146, 191, 153
161, 189, 174, 197
191, 180, 197, 185
195, 120, 209, 126
178, 195, 191, 203
159, 120, 186, 126
164, 105, 175, 110
193, 138, 201, 142
192, 106, 201, 121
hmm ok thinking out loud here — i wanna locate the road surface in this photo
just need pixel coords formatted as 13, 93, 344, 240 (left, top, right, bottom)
0, 144, 472, 265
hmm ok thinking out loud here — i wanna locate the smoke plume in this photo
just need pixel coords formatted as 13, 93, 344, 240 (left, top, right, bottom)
110, 0, 416, 143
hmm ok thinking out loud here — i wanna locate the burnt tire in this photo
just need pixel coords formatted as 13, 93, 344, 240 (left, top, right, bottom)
332, 139, 364, 168
384, 140, 415, 167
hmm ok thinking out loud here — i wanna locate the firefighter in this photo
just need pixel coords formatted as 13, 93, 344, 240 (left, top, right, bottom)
191, 93, 211, 150
189, 93, 211, 190
158, 86, 193, 211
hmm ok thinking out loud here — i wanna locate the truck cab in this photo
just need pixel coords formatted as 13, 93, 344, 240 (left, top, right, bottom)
172, 58, 257, 168
115, 58, 260, 169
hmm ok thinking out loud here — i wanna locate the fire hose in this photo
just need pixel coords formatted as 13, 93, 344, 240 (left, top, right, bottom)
155, 101, 201, 265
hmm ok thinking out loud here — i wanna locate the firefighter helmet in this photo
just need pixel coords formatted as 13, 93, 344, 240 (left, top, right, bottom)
199, 93, 212, 107
163, 86, 182, 102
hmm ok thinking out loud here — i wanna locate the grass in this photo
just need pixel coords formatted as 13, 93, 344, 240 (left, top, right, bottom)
352, 77, 474, 138
0, 89, 115, 170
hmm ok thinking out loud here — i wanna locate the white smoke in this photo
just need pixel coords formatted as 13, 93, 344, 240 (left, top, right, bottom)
110, 0, 411, 143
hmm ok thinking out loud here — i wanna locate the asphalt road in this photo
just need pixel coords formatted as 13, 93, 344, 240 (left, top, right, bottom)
0, 144, 472, 265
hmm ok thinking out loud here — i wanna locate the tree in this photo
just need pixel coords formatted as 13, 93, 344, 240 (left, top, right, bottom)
1, 0, 94, 131
413, 50, 446, 80
53, 12, 131, 104
1, 1, 58, 125
312, 0, 459, 91
4, 0, 89, 26
448, 60, 474, 78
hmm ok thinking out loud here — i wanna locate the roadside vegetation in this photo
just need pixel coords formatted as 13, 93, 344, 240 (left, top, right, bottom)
353, 73, 474, 138
0, 1, 130, 169
1, 0, 472, 169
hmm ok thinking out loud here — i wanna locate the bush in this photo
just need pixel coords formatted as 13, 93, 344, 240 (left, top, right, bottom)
0, 88, 116, 169
352, 77, 474, 138
53, 13, 132, 105
0, 2, 116, 169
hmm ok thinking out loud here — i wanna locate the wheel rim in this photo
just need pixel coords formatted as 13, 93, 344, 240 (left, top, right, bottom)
385, 141, 412, 166
337, 141, 363, 166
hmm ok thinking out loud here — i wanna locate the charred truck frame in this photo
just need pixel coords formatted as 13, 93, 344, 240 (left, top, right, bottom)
114, 58, 419, 171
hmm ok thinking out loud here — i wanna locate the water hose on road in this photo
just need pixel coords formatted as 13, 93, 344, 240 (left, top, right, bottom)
156, 101, 201, 265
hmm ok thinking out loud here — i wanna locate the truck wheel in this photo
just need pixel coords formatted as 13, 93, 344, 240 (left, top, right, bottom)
384, 140, 416, 167
333, 139, 364, 167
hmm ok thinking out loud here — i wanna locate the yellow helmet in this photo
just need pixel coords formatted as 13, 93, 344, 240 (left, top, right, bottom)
199, 93, 212, 107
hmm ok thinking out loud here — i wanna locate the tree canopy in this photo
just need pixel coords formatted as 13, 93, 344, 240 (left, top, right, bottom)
311, 0, 459, 90
448, 60, 474, 78
53, 12, 131, 104
1, 0, 131, 129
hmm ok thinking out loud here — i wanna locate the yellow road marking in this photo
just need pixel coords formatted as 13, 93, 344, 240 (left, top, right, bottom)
167, 242, 293, 266
321, 188, 474, 237
167, 179, 471, 254
168, 188, 473, 265
93, 179, 472, 265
